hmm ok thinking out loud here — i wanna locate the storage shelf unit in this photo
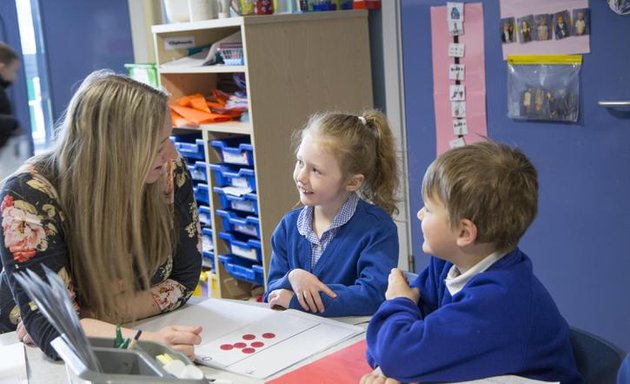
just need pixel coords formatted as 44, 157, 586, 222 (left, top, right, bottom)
153, 10, 373, 299
159, 65, 247, 74
175, 121, 253, 135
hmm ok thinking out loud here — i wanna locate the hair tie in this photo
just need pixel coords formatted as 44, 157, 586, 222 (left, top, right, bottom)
358, 116, 367, 125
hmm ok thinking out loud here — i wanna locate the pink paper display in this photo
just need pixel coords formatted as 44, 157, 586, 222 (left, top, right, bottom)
431, 3, 488, 156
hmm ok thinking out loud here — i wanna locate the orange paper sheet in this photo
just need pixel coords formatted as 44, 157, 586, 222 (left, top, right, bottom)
169, 104, 232, 125
177, 93, 213, 114
266, 339, 371, 384
170, 109, 196, 128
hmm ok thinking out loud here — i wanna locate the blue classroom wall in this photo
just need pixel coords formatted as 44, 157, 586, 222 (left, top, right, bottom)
401, 0, 630, 351
38, 0, 134, 120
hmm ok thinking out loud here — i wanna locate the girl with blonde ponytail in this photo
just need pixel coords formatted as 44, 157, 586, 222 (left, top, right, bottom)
0, 70, 203, 359
264, 109, 400, 317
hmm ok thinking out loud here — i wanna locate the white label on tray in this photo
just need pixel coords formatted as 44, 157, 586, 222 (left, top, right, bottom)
223, 186, 252, 197
232, 244, 257, 261
203, 237, 214, 252
223, 152, 249, 165
235, 224, 257, 237
231, 177, 249, 188
231, 201, 256, 213
192, 170, 206, 180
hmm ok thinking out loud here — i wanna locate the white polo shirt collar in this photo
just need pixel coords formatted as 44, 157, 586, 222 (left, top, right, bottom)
445, 251, 506, 296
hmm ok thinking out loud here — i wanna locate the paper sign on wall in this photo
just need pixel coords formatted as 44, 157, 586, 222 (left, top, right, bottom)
453, 119, 468, 135
448, 43, 465, 57
449, 64, 465, 80
447, 2, 464, 21
451, 101, 466, 118
449, 137, 466, 149
450, 85, 466, 101
431, 3, 488, 155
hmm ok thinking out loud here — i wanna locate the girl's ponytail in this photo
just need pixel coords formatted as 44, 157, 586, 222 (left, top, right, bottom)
360, 110, 399, 215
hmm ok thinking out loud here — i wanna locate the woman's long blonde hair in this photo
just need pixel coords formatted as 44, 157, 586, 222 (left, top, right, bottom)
36, 70, 173, 321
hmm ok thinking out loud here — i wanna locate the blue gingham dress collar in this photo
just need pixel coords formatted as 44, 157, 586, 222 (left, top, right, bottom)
297, 193, 360, 268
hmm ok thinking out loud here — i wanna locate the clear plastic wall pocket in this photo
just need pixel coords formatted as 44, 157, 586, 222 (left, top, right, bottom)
507, 55, 582, 122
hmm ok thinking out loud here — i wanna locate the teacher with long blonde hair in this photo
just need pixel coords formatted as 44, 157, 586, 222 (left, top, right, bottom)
0, 70, 203, 358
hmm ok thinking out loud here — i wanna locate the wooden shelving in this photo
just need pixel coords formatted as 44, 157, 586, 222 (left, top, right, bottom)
158, 65, 247, 74
152, 10, 373, 299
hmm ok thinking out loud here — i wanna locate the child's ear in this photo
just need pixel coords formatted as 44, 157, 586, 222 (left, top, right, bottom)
345, 174, 365, 192
456, 218, 478, 247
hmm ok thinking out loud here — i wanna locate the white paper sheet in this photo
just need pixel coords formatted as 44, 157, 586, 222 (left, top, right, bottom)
196, 313, 319, 368
133, 299, 363, 379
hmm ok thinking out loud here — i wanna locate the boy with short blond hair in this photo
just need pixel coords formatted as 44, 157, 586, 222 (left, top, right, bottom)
362, 141, 581, 384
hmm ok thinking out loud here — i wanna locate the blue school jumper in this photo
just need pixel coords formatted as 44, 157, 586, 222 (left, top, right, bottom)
366, 248, 582, 383
264, 199, 399, 317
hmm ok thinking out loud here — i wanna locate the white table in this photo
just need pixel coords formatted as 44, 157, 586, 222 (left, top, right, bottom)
0, 302, 370, 384
0, 331, 67, 383
0, 313, 555, 384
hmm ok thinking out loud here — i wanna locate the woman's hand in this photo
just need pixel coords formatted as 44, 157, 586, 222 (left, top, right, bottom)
143, 325, 202, 359
267, 289, 294, 309
288, 269, 336, 313
16, 321, 35, 346
385, 268, 420, 303
360, 367, 401, 384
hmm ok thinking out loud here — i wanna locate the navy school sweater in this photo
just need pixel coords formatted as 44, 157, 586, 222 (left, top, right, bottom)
264, 199, 399, 317
366, 248, 582, 383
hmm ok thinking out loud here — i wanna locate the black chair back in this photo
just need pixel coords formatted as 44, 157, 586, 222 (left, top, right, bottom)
570, 327, 626, 384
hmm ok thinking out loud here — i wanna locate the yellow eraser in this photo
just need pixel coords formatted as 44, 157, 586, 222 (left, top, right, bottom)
156, 353, 174, 365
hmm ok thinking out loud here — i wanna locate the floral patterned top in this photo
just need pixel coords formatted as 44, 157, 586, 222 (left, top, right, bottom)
0, 157, 202, 358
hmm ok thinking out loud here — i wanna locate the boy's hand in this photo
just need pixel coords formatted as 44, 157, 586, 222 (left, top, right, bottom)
360, 367, 401, 384
267, 289, 294, 309
288, 269, 337, 313
386, 268, 420, 303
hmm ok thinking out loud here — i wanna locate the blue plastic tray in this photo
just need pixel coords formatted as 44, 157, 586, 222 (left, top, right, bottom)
170, 134, 201, 143
202, 250, 215, 269
187, 161, 208, 182
198, 205, 211, 227
210, 139, 254, 166
213, 187, 259, 214
175, 139, 206, 161
218, 254, 264, 285
193, 183, 210, 205
218, 231, 262, 262
201, 227, 214, 252
215, 209, 260, 238
210, 163, 256, 191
